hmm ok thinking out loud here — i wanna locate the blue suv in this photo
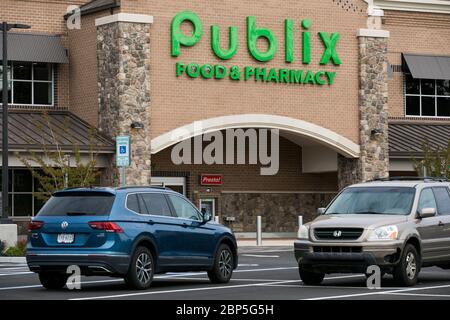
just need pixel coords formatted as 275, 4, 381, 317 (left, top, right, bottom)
26, 187, 238, 290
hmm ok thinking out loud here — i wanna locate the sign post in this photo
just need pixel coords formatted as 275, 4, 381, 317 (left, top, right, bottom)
116, 136, 130, 187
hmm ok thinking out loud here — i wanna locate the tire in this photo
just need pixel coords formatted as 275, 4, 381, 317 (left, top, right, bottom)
208, 244, 234, 283
124, 246, 154, 290
393, 244, 420, 286
299, 267, 325, 285
38, 272, 68, 290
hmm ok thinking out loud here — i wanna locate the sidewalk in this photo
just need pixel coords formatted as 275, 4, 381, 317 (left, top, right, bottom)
237, 239, 296, 247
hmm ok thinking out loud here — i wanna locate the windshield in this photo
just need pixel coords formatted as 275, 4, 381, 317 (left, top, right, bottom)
37, 191, 115, 216
325, 187, 415, 215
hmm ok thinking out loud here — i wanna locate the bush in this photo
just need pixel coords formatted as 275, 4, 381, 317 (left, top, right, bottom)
4, 240, 27, 257
0, 241, 6, 256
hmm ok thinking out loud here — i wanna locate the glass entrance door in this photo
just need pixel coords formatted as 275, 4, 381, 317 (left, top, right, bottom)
199, 198, 216, 219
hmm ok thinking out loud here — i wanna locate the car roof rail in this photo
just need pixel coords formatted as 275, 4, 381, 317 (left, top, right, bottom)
115, 185, 171, 190
371, 176, 448, 182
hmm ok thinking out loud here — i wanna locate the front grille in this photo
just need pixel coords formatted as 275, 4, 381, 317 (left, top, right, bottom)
314, 228, 364, 240
313, 246, 362, 253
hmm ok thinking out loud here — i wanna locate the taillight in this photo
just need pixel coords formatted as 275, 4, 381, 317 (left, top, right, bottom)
28, 221, 44, 232
88, 221, 123, 233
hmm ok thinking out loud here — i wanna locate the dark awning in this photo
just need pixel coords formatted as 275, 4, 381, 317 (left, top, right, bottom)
389, 121, 450, 157
65, 0, 120, 19
403, 54, 450, 80
0, 111, 114, 153
0, 32, 68, 64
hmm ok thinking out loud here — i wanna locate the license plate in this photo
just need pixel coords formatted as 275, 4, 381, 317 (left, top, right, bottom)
57, 233, 74, 244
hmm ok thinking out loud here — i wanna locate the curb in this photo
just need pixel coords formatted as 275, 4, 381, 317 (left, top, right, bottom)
0, 256, 26, 263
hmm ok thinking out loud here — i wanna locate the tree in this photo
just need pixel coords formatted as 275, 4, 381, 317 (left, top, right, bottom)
17, 112, 101, 201
413, 139, 450, 178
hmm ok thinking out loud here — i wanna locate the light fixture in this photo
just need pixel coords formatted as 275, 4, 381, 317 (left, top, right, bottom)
130, 121, 144, 129
371, 128, 383, 136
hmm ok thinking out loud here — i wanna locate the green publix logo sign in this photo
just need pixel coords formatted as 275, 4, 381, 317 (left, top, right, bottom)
171, 11, 341, 86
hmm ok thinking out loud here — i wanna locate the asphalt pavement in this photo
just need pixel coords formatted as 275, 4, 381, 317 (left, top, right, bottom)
1, 246, 450, 300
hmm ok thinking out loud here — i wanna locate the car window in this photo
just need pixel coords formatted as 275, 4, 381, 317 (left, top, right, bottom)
167, 194, 201, 221
38, 192, 115, 216
432, 187, 450, 216
418, 188, 437, 212
140, 193, 172, 217
126, 194, 142, 213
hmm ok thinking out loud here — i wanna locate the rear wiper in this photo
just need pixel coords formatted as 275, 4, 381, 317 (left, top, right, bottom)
66, 211, 91, 216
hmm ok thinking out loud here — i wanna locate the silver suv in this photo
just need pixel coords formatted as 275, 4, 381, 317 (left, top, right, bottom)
294, 178, 450, 286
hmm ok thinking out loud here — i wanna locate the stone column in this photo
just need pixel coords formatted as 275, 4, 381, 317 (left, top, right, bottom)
338, 6, 390, 189
96, 14, 153, 186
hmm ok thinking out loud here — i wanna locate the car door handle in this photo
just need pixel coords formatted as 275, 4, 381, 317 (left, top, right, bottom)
438, 221, 445, 227
182, 223, 189, 228
147, 219, 154, 225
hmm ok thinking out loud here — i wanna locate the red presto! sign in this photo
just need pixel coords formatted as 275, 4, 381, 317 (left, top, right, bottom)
200, 174, 222, 185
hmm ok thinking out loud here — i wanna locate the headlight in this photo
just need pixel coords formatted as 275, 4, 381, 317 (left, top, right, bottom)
298, 225, 310, 240
368, 225, 398, 241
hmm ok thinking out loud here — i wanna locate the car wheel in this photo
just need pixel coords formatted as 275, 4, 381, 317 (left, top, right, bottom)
208, 244, 234, 283
125, 246, 154, 290
299, 267, 325, 285
38, 272, 68, 290
393, 244, 420, 286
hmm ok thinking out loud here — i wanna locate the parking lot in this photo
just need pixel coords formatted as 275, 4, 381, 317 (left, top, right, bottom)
1, 246, 450, 300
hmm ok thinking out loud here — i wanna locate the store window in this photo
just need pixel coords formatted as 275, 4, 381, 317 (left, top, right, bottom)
0, 62, 53, 106
405, 74, 450, 117
0, 169, 46, 217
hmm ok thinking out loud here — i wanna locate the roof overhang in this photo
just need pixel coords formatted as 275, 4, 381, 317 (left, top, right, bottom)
0, 32, 68, 64
373, 0, 450, 14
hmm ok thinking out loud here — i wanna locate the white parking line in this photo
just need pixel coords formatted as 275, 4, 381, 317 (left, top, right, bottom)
384, 292, 450, 298
242, 254, 280, 258
0, 272, 33, 277
70, 274, 365, 300
237, 264, 259, 267
71, 279, 302, 300
306, 283, 450, 300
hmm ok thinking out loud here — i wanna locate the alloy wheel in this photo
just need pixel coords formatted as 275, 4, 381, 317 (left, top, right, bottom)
405, 252, 417, 280
218, 249, 232, 278
136, 252, 152, 284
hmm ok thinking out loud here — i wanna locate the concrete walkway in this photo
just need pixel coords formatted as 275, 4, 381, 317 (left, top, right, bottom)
237, 239, 296, 247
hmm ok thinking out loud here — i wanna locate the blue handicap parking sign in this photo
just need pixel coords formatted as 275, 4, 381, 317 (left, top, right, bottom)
120, 146, 127, 154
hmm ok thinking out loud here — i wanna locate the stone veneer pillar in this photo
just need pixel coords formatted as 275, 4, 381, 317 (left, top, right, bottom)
96, 14, 153, 185
338, 6, 390, 189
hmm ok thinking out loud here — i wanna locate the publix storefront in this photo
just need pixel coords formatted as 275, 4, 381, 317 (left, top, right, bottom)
5, 0, 450, 235
90, 0, 387, 235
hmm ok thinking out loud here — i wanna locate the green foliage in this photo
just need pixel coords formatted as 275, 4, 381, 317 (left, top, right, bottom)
413, 139, 450, 178
4, 240, 27, 257
0, 241, 6, 256
17, 111, 101, 201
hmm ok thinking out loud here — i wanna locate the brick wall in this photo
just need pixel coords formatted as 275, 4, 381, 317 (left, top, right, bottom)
68, 10, 119, 126
384, 10, 450, 118
120, 0, 369, 145
0, 0, 90, 110
152, 134, 338, 195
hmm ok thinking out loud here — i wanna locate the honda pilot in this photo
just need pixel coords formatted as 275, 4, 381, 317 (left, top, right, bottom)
27, 187, 238, 290
295, 178, 450, 286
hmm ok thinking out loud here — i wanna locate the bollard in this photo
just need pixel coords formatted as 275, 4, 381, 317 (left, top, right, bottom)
256, 216, 262, 246
214, 216, 219, 223
297, 216, 303, 238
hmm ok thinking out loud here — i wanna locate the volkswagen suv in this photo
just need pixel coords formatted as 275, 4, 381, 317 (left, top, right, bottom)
27, 186, 238, 290
295, 178, 450, 286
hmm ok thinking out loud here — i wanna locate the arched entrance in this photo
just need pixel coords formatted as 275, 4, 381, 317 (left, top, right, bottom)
150, 114, 360, 236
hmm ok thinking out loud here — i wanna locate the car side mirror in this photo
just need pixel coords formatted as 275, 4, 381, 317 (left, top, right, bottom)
317, 208, 326, 215
418, 207, 436, 219
202, 211, 212, 223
